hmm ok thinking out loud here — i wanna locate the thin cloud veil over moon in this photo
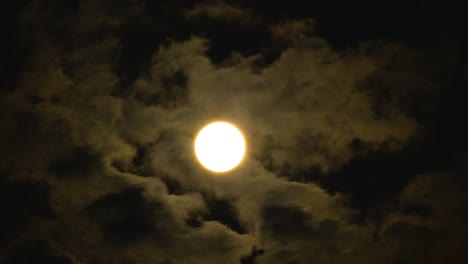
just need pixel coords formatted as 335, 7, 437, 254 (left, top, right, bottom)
1, 0, 467, 263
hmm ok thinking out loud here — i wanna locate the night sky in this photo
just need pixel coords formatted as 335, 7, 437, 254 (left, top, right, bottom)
1, 1, 468, 263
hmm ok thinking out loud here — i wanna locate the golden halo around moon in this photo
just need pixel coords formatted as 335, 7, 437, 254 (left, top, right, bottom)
194, 121, 246, 173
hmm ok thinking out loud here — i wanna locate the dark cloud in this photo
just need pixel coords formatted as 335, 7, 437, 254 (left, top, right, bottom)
134, 69, 190, 108
49, 146, 102, 178
3, 239, 76, 264
0, 177, 53, 246
240, 247, 264, 264
1, 0, 467, 263
185, 0, 257, 25
192, 194, 247, 234
85, 187, 170, 245
377, 171, 468, 263
260, 205, 312, 241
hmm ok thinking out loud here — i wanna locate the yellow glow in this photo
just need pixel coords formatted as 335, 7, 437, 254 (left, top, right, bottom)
194, 121, 246, 173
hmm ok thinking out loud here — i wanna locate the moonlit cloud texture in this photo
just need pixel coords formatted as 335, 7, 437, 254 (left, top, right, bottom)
1, 0, 467, 263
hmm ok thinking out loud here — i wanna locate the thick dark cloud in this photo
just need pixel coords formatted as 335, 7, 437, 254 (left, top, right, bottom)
3, 239, 75, 264
85, 187, 169, 245
1, 0, 467, 263
49, 146, 102, 178
204, 198, 246, 234
240, 247, 264, 264
0, 177, 53, 247
260, 205, 312, 241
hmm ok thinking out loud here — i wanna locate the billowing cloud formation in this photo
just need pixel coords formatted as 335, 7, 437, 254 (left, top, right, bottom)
1, 0, 467, 263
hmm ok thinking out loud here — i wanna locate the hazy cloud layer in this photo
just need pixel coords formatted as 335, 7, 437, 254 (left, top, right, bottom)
1, 0, 467, 263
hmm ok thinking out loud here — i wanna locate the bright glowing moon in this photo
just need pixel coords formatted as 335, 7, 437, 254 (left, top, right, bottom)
194, 121, 246, 173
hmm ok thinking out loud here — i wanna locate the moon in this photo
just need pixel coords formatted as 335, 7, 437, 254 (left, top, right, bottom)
194, 121, 246, 173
